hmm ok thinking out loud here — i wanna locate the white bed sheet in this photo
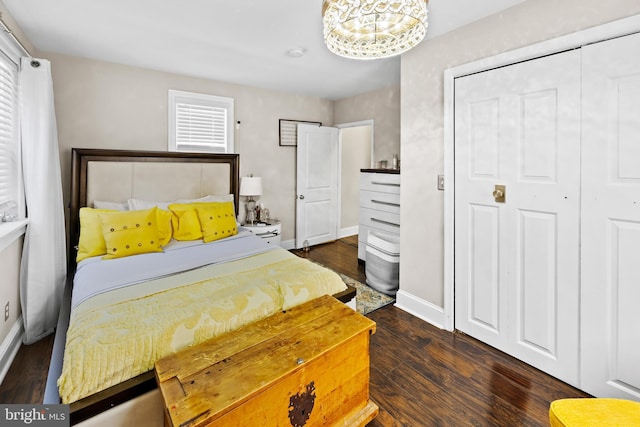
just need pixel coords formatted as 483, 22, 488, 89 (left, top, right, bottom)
72, 229, 273, 309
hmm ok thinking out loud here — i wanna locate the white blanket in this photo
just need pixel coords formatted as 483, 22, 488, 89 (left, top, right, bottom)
72, 229, 273, 309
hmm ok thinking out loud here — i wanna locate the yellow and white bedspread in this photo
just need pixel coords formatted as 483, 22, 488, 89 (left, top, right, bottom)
58, 234, 346, 404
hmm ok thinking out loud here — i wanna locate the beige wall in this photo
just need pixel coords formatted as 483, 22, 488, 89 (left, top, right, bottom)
44, 52, 335, 242
45, 53, 400, 245
0, 237, 22, 344
334, 85, 400, 237
340, 126, 371, 231
400, 1, 640, 307
334, 85, 400, 166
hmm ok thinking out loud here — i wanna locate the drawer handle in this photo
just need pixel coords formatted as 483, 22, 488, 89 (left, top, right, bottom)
371, 218, 400, 228
371, 181, 400, 187
255, 232, 279, 237
371, 199, 400, 207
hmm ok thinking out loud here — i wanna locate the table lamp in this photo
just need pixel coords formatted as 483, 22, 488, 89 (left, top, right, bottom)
240, 175, 262, 225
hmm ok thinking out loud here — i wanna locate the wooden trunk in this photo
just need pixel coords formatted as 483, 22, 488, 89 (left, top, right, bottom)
154, 295, 378, 427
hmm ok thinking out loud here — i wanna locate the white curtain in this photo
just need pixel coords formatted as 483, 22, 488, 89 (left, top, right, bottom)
19, 58, 66, 344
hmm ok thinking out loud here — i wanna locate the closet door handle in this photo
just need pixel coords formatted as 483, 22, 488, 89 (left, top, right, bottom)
371, 199, 400, 207
492, 185, 506, 203
371, 218, 400, 228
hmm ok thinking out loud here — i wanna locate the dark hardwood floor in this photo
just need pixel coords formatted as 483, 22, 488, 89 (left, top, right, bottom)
294, 237, 591, 426
0, 236, 590, 426
0, 331, 53, 404
291, 234, 366, 283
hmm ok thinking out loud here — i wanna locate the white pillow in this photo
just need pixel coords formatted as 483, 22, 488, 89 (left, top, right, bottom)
127, 194, 234, 211
93, 200, 129, 211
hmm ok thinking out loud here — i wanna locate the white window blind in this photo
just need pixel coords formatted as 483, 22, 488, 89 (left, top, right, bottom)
168, 90, 234, 153
0, 50, 18, 206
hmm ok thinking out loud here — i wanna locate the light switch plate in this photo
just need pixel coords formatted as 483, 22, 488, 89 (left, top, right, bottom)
437, 175, 445, 191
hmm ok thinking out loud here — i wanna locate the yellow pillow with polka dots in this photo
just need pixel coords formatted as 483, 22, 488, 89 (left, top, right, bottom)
195, 202, 238, 243
168, 203, 203, 241
99, 207, 163, 259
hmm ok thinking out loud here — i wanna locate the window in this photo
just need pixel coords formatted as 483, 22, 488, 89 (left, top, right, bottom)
0, 37, 20, 211
168, 90, 234, 154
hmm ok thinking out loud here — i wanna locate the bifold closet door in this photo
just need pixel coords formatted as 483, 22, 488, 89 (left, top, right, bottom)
454, 50, 581, 386
581, 32, 640, 400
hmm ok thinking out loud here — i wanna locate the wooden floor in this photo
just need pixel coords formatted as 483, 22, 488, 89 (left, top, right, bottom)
295, 237, 591, 426
291, 234, 366, 283
0, 236, 590, 426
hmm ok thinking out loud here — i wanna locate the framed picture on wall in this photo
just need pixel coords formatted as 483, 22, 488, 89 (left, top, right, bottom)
279, 119, 322, 146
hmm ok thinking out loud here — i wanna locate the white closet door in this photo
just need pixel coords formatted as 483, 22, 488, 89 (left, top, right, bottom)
581, 32, 640, 400
454, 50, 581, 386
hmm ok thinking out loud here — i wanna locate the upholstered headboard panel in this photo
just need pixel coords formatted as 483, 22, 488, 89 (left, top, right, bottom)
69, 148, 240, 273
86, 161, 232, 206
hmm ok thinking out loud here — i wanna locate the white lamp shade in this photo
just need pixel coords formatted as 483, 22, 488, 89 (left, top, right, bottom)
240, 176, 262, 196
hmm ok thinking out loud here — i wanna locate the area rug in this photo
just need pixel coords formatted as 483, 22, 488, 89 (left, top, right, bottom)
303, 258, 395, 315
336, 272, 395, 315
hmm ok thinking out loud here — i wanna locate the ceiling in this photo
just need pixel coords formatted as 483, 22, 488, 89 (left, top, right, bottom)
3, 0, 525, 100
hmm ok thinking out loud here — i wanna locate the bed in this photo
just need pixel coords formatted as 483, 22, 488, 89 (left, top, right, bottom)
44, 148, 356, 425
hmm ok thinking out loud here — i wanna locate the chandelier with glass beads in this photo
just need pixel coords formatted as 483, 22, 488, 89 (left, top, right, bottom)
322, 0, 428, 60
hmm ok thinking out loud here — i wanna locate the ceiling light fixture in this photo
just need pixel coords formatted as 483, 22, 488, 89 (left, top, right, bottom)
322, 0, 428, 60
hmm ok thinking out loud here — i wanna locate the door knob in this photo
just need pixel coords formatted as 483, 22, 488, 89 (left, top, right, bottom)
299, 195, 305, 200
493, 185, 506, 203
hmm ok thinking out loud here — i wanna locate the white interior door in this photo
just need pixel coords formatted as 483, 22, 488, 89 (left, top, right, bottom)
296, 124, 339, 249
454, 50, 581, 386
581, 32, 640, 400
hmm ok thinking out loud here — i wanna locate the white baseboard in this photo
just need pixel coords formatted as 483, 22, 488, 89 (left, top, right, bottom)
338, 226, 358, 239
395, 290, 450, 330
0, 316, 24, 385
281, 239, 295, 250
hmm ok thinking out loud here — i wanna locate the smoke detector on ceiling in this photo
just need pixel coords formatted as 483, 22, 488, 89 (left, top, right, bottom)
287, 48, 306, 58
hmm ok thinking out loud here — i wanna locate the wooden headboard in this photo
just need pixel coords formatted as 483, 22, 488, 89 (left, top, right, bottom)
69, 148, 240, 274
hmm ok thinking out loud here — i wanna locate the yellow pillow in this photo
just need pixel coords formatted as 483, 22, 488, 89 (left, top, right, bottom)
76, 207, 172, 262
100, 207, 163, 259
195, 202, 238, 243
77, 208, 115, 262
168, 203, 204, 241
156, 208, 173, 246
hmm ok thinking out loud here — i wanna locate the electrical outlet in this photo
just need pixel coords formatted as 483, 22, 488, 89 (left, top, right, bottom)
437, 174, 445, 191
4, 302, 9, 321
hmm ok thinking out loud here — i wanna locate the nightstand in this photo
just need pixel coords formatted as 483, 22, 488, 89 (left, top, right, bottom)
243, 221, 281, 246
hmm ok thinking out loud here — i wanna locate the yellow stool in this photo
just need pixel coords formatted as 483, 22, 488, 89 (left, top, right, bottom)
550, 398, 640, 427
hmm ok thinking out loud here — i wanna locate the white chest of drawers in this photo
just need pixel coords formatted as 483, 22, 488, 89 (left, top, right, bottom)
358, 171, 400, 261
